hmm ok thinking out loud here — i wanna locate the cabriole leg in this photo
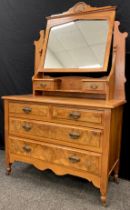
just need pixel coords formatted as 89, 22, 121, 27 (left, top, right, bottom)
6, 163, 12, 175
113, 162, 119, 184
100, 195, 107, 207
100, 179, 108, 206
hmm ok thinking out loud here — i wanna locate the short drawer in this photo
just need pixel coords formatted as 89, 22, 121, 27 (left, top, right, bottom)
9, 102, 49, 120
10, 137, 101, 176
33, 79, 61, 91
34, 81, 51, 90
82, 81, 106, 93
9, 118, 102, 152
52, 106, 103, 125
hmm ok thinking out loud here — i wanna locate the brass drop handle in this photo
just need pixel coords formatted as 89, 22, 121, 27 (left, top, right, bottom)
90, 84, 98, 89
68, 156, 80, 163
22, 123, 32, 131
69, 111, 81, 120
23, 145, 31, 153
40, 83, 47, 88
22, 107, 32, 113
69, 131, 80, 139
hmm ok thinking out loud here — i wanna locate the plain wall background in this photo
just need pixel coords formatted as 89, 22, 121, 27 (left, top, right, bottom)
0, 0, 130, 179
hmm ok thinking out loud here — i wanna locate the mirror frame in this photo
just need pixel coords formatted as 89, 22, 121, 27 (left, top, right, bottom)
38, 2, 116, 73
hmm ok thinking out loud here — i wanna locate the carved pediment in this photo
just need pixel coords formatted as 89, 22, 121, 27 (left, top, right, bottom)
64, 2, 96, 14
47, 2, 116, 19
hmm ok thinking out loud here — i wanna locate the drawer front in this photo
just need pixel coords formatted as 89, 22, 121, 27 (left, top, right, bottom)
9, 102, 49, 120
52, 106, 103, 125
9, 118, 102, 151
34, 81, 51, 90
10, 137, 101, 176
82, 82, 106, 93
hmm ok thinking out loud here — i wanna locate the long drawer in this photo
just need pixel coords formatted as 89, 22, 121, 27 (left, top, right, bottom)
9, 118, 103, 152
10, 137, 101, 176
9, 102, 50, 121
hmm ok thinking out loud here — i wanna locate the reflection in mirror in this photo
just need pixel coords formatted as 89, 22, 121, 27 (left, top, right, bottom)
44, 20, 109, 69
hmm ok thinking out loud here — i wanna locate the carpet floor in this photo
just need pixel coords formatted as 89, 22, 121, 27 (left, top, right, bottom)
0, 150, 130, 210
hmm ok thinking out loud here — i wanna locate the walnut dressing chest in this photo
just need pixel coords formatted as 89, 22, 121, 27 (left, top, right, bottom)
2, 2, 127, 206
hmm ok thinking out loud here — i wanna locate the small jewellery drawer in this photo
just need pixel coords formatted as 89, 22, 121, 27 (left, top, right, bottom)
10, 137, 101, 176
33, 79, 61, 91
82, 81, 106, 93
33, 81, 51, 90
9, 102, 49, 120
9, 118, 102, 151
52, 106, 103, 125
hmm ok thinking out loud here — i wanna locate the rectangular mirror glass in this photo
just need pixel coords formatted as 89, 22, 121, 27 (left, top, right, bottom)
44, 20, 109, 70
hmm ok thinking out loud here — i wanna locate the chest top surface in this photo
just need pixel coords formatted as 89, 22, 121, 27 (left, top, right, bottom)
2, 94, 125, 109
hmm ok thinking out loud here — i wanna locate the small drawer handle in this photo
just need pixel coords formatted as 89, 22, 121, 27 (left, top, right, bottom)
90, 84, 98, 89
92, 131, 98, 136
68, 156, 80, 163
69, 132, 80, 139
22, 123, 32, 131
40, 83, 47, 88
69, 111, 81, 120
22, 107, 32, 113
23, 145, 31, 153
